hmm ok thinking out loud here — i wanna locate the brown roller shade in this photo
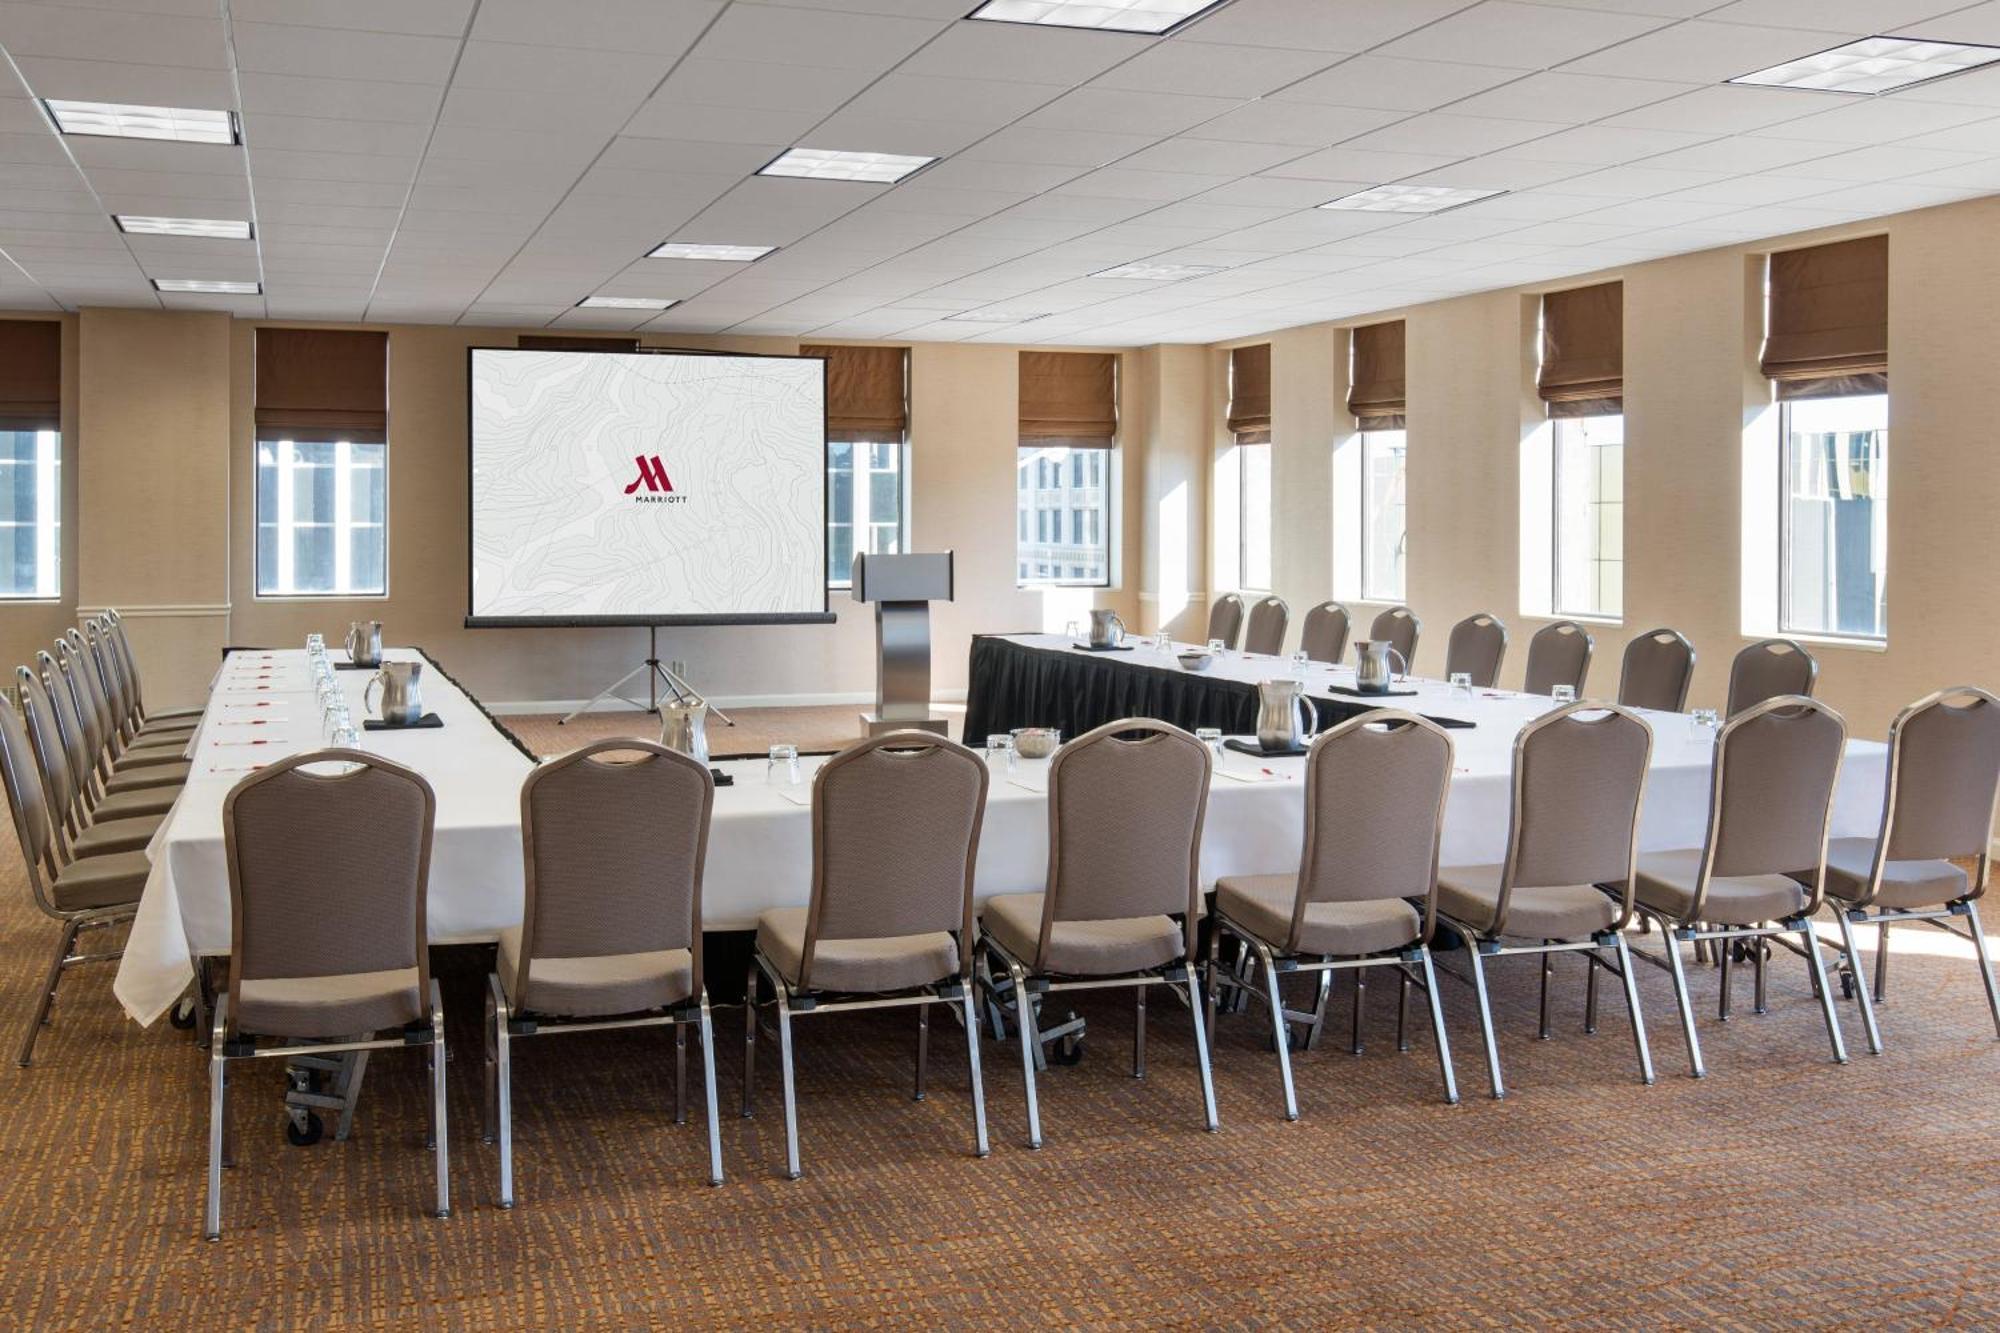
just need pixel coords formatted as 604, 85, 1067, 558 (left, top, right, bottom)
802, 344, 907, 443
1226, 343, 1270, 443
1347, 321, 1405, 430
255, 328, 388, 443
0, 320, 61, 431
517, 335, 640, 352
1761, 235, 1887, 401
1539, 281, 1623, 418
1018, 350, 1116, 446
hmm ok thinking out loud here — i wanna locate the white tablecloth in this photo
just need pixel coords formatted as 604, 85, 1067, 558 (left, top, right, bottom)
113, 642, 1890, 1027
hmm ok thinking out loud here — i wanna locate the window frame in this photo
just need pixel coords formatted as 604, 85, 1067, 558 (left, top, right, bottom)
1358, 426, 1407, 603
253, 434, 391, 600
1549, 412, 1624, 622
1236, 432, 1272, 594
825, 434, 910, 591
1776, 394, 1888, 644
0, 426, 61, 602
1015, 441, 1114, 590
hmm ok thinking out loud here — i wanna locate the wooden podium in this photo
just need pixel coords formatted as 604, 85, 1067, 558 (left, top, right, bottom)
851, 551, 953, 737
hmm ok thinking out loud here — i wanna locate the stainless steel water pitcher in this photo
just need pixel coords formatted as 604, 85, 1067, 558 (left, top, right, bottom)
660, 699, 711, 766
1255, 677, 1321, 751
1088, 609, 1126, 648
1353, 639, 1407, 694
346, 620, 383, 668
364, 660, 424, 725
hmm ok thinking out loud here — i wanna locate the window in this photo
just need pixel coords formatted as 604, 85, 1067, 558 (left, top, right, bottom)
1016, 445, 1110, 586
1780, 394, 1886, 640
0, 428, 59, 598
1359, 429, 1407, 601
827, 438, 905, 587
255, 439, 387, 596
1237, 436, 1272, 591
1552, 414, 1623, 619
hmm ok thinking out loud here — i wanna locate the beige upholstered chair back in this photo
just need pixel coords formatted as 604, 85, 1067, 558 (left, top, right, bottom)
16, 668, 79, 838
1726, 638, 1817, 718
224, 750, 436, 1032
53, 639, 110, 766
1369, 606, 1420, 663
1523, 621, 1593, 697
1293, 711, 1453, 952
1299, 601, 1351, 665
1880, 687, 2000, 871
1705, 697, 1845, 887
1617, 628, 1695, 712
41, 649, 98, 793
103, 612, 150, 715
0, 694, 56, 881
1044, 720, 1208, 944
516, 740, 713, 998
84, 621, 132, 733
1444, 613, 1508, 688
1206, 594, 1245, 650
1242, 595, 1290, 656
68, 628, 121, 739
1502, 703, 1651, 929
805, 732, 986, 978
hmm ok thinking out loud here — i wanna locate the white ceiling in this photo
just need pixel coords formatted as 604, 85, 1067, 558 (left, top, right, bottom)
3, 0, 2000, 344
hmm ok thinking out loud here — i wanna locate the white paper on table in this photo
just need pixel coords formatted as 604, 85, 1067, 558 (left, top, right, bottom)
1007, 777, 1048, 795
771, 784, 813, 806
1213, 766, 1291, 783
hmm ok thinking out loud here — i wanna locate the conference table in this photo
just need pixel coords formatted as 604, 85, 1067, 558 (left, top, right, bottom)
114, 642, 1891, 1028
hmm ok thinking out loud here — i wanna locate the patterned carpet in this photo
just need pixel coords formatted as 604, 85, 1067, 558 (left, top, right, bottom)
2, 826, 1998, 1325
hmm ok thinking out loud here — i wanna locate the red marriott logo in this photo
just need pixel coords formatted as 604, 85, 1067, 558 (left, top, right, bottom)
624, 455, 673, 494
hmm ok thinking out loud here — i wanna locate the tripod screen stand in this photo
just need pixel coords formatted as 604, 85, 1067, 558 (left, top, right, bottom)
560, 625, 735, 726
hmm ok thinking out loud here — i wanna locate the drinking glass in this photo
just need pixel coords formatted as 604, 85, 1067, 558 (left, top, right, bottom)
1194, 726, 1226, 763
1552, 684, 1577, 705
1449, 671, 1473, 699
767, 743, 802, 786
332, 718, 360, 748
1064, 620, 1082, 642
1152, 630, 1171, 653
985, 732, 1016, 772
1206, 638, 1226, 658
305, 633, 324, 655
1689, 708, 1720, 741
1290, 650, 1311, 676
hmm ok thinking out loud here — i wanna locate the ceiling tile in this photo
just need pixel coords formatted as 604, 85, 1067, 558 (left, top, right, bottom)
469, 0, 722, 56
1374, 2, 1674, 69
1273, 56, 1524, 113
1182, 0, 1469, 52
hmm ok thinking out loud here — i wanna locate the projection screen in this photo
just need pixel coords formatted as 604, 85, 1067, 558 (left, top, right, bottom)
466, 347, 832, 627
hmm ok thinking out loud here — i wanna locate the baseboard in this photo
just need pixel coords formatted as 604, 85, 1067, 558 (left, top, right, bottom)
488, 688, 969, 715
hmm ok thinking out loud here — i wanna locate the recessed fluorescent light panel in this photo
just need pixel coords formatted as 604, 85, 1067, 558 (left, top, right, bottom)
647, 242, 776, 261
115, 215, 252, 240
758, 147, 935, 184
577, 296, 678, 310
153, 278, 260, 294
1319, 184, 1506, 214
1731, 36, 2000, 94
966, 0, 1229, 36
44, 99, 238, 144
1090, 262, 1225, 281
944, 310, 1050, 323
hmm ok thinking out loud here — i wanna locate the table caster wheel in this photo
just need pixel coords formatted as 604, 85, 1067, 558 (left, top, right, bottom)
168, 997, 198, 1030
286, 1112, 324, 1147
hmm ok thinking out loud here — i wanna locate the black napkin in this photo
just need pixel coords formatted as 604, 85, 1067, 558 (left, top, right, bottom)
1070, 642, 1137, 652
363, 713, 443, 730
1324, 683, 1417, 698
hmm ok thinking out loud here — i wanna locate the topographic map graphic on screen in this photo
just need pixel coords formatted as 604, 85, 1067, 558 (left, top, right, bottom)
470, 349, 826, 621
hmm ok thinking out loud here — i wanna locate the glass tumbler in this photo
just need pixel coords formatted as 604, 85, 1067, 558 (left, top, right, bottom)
1552, 684, 1578, 705
768, 743, 802, 786
985, 733, 1016, 772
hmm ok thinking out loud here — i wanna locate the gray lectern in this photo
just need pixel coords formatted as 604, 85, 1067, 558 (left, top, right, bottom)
852, 550, 954, 737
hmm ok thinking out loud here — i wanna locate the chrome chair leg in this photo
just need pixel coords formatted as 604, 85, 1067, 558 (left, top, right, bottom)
1873, 921, 1891, 1004
1834, 909, 1883, 1054
674, 1023, 688, 1125
958, 983, 990, 1158
1584, 948, 1600, 1035
1718, 932, 1733, 1021
775, 982, 802, 1179
204, 996, 228, 1241
487, 975, 514, 1209
1201, 925, 1221, 1041
430, 980, 450, 1219
1467, 943, 1504, 1099
17, 917, 80, 1067
1003, 954, 1043, 1150
1797, 921, 1848, 1064
1538, 944, 1553, 1041
1253, 940, 1298, 1122
1753, 933, 1769, 1015
1965, 901, 2000, 1040
1416, 947, 1458, 1106
1305, 969, 1333, 1050
1350, 970, 1366, 1055
482, 984, 497, 1146
740, 961, 758, 1119
914, 1003, 929, 1102
1613, 933, 1655, 1086
1132, 984, 1146, 1079
697, 992, 724, 1186
1184, 966, 1219, 1134
1663, 929, 1706, 1079
1395, 968, 1410, 1053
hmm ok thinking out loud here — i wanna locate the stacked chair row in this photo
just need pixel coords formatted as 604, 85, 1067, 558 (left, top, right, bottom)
183, 689, 2000, 1240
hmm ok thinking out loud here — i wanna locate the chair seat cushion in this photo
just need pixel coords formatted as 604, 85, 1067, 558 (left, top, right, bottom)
93, 787, 177, 821
105, 763, 188, 794
498, 926, 693, 1018
1437, 864, 1617, 940
146, 705, 205, 722
756, 906, 957, 993
51, 849, 149, 912
117, 741, 187, 764
71, 813, 165, 858
1631, 848, 1808, 927
1215, 874, 1421, 957
235, 968, 423, 1041
126, 731, 191, 752
980, 892, 1183, 976
1822, 838, 1969, 909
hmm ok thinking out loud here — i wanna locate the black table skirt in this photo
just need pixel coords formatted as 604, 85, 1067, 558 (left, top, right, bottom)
960, 635, 1454, 742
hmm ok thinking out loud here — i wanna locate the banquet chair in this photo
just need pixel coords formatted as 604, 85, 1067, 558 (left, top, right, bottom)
1444, 613, 1508, 688
17, 667, 162, 859
1726, 639, 1818, 718
486, 740, 723, 1205
1523, 621, 1593, 697
36, 650, 179, 826
1206, 593, 1246, 651
1208, 711, 1459, 1118
1435, 701, 1655, 1097
1617, 628, 1696, 713
1809, 686, 2000, 1055
103, 610, 204, 729
207, 749, 446, 1240
89, 618, 196, 747
0, 695, 146, 1068
744, 731, 989, 1179
1299, 601, 1352, 665
1242, 595, 1290, 656
1620, 696, 1849, 1077
978, 719, 1218, 1148
1369, 606, 1420, 667
55, 638, 189, 792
